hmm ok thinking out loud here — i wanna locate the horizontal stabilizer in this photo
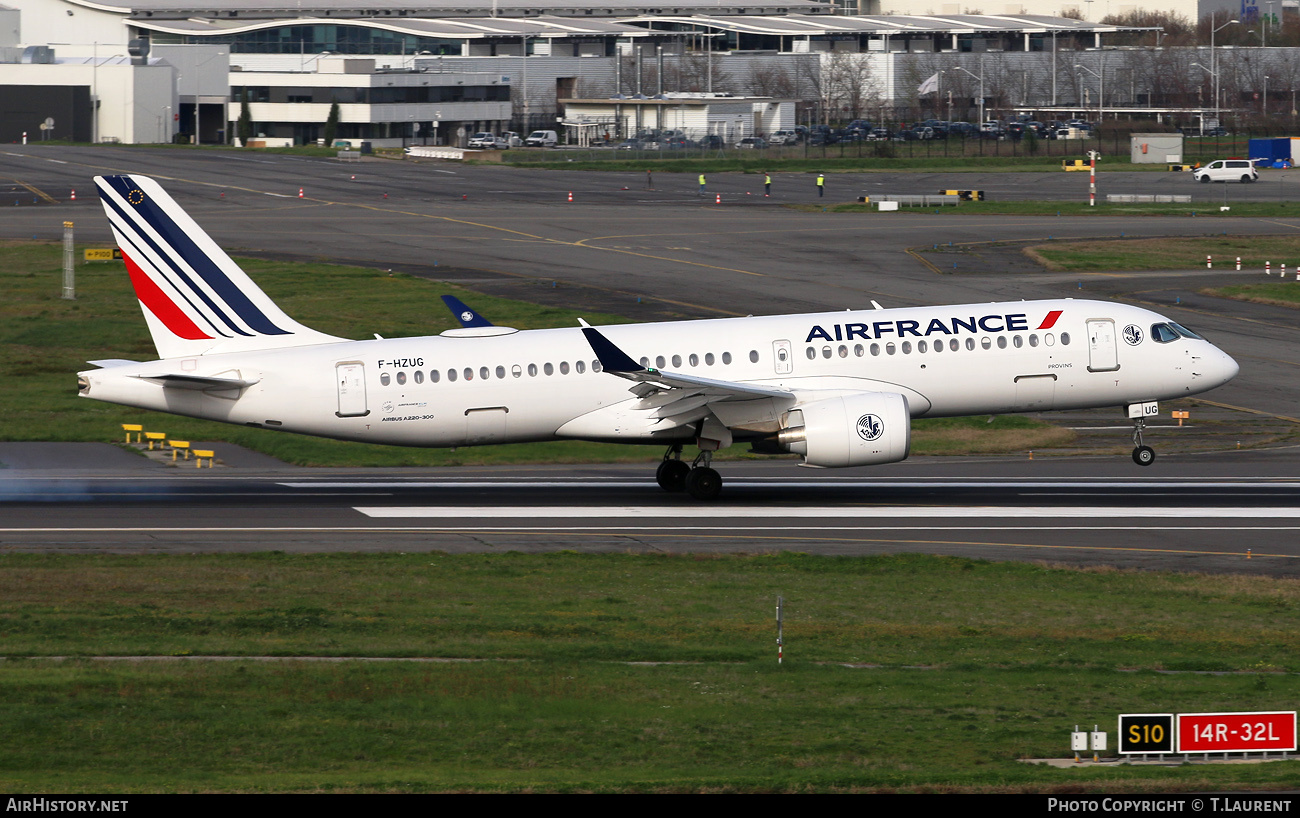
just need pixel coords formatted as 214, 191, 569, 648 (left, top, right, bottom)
133, 373, 260, 391
441, 295, 495, 328
87, 359, 141, 369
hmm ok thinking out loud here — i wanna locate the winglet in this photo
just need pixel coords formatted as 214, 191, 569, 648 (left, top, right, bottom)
581, 327, 644, 374
440, 295, 494, 328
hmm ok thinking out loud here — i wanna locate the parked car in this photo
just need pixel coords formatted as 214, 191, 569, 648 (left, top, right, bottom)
1193, 159, 1258, 183
769, 130, 799, 145
467, 132, 500, 149
866, 127, 892, 141
523, 129, 558, 147
735, 137, 768, 149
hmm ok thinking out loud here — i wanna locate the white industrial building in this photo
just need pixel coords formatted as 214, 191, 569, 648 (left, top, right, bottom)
3, 0, 1296, 145
561, 94, 795, 143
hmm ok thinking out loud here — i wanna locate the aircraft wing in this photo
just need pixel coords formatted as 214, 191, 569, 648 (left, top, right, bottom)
581, 326, 795, 430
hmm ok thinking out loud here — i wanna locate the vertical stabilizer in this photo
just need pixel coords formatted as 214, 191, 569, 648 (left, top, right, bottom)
94, 175, 344, 359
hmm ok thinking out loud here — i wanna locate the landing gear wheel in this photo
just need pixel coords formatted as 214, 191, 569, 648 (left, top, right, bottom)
684, 467, 723, 501
656, 459, 690, 492
1133, 445, 1155, 466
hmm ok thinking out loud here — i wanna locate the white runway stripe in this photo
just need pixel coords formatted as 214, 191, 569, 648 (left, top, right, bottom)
355, 506, 1300, 519
283, 480, 1300, 490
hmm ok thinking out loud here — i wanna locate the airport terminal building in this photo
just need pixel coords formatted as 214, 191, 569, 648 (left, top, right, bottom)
1, 0, 1294, 145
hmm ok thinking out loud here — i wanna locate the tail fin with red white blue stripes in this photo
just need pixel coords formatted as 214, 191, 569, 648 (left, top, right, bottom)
94, 174, 344, 359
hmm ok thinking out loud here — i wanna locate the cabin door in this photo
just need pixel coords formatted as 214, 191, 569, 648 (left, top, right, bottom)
1086, 319, 1119, 372
335, 362, 369, 417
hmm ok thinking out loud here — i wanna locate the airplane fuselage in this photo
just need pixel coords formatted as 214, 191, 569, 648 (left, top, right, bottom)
79, 298, 1239, 449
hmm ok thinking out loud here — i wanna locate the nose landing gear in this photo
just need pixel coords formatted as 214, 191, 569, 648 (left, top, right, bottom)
1132, 417, 1155, 466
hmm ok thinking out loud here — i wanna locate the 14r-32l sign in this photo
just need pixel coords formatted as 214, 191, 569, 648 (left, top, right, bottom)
1177, 711, 1296, 753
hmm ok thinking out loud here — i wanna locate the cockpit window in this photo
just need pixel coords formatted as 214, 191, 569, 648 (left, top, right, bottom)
1151, 323, 1180, 343
1169, 322, 1205, 341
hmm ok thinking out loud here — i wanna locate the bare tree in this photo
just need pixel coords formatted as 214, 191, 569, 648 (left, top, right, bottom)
749, 61, 796, 99
821, 51, 882, 123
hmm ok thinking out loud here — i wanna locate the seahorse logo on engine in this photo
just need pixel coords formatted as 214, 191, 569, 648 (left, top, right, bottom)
856, 414, 884, 441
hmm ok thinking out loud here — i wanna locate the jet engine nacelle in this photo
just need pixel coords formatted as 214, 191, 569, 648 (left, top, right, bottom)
779, 392, 911, 468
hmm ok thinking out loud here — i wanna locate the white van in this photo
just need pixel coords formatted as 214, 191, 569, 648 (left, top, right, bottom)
1193, 159, 1258, 183
524, 130, 558, 148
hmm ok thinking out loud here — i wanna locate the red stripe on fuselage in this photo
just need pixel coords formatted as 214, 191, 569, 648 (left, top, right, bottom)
1037, 310, 1064, 330
122, 251, 212, 341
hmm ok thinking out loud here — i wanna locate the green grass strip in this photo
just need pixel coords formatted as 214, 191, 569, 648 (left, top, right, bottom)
3, 553, 1300, 792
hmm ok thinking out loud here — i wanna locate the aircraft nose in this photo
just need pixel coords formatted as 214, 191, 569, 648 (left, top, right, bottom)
1214, 348, 1240, 386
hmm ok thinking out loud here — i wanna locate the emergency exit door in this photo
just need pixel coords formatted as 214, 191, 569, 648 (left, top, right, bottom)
773, 340, 793, 374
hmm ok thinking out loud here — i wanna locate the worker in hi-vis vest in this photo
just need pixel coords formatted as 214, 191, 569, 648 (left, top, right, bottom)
816, 173, 825, 197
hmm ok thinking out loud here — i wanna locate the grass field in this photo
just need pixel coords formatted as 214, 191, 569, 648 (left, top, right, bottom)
810, 201, 1300, 218
2, 552, 1298, 792
1025, 235, 1300, 273
0, 242, 1071, 465
1203, 281, 1300, 308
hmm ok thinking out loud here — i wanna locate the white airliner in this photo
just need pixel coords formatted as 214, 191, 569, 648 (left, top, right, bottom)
79, 175, 1239, 499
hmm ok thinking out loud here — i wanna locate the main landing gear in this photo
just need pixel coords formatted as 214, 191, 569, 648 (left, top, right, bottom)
1131, 417, 1155, 466
656, 444, 723, 500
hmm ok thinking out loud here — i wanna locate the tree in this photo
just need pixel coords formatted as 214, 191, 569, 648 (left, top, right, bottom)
237, 88, 252, 147
323, 101, 340, 147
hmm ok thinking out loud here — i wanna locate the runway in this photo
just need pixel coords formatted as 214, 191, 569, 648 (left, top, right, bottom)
2, 147, 1299, 573
3, 454, 1299, 575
